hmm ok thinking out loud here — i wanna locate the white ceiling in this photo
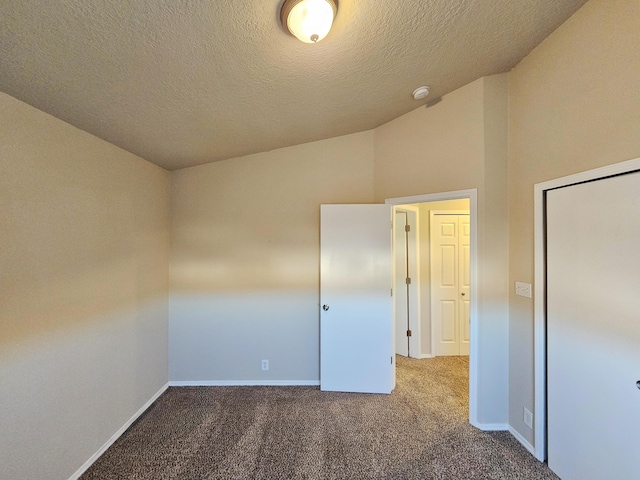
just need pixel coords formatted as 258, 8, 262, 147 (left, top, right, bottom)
0, 0, 587, 171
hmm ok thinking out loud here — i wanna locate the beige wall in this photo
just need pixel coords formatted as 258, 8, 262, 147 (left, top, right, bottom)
373, 79, 485, 200
508, 0, 640, 446
0, 92, 170, 479
375, 74, 510, 426
169, 132, 374, 381
478, 73, 510, 425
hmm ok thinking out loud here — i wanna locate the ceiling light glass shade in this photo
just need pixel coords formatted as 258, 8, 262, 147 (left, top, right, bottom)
281, 0, 338, 43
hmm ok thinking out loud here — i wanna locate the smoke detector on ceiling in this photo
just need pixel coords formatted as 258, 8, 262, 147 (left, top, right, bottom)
412, 86, 430, 100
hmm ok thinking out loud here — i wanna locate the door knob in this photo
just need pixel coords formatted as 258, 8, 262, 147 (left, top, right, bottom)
636, 380, 640, 390
461, 292, 466, 296
322, 305, 330, 311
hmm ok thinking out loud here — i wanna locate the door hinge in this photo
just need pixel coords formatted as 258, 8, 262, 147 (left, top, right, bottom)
406, 277, 411, 285
405, 224, 410, 232
390, 288, 393, 296
407, 330, 412, 337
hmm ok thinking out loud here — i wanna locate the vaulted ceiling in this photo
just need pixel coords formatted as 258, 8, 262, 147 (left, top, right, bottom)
0, 0, 587, 170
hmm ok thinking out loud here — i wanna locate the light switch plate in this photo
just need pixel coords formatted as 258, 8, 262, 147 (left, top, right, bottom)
515, 281, 532, 298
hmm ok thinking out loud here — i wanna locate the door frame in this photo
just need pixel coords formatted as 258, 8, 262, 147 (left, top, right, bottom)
393, 205, 421, 358
533, 156, 640, 461
430, 211, 471, 357
386, 189, 479, 426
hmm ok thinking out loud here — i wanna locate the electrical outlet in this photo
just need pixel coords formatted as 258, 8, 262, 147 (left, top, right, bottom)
515, 281, 532, 298
524, 407, 533, 428
261, 359, 269, 371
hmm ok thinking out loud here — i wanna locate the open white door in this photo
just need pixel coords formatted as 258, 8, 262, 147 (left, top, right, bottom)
320, 204, 394, 394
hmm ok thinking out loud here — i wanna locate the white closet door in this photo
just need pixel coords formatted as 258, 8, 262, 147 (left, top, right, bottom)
547, 171, 640, 480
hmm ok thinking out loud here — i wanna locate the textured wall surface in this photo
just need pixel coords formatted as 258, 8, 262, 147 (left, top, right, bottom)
508, 0, 640, 447
169, 132, 374, 382
0, 92, 170, 480
0, 0, 586, 169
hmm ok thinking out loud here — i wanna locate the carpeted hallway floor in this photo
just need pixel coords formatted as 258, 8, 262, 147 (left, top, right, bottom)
82, 356, 559, 479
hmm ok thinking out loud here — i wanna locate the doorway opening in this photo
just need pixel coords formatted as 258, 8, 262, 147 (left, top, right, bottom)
387, 189, 478, 425
392, 202, 471, 359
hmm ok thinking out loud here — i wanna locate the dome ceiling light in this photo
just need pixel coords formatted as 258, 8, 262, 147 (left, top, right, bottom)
281, 0, 338, 44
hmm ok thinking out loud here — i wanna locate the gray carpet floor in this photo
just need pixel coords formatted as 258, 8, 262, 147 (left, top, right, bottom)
82, 356, 559, 479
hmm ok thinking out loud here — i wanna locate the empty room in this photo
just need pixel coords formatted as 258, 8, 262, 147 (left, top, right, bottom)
1, 1, 638, 479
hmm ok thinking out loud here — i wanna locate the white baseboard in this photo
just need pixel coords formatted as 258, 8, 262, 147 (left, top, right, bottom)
168, 380, 320, 387
471, 422, 509, 431
68, 383, 169, 480
419, 354, 434, 359
508, 425, 536, 456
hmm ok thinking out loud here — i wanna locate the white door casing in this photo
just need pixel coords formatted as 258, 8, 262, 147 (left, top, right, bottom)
431, 212, 470, 356
320, 204, 394, 394
546, 171, 640, 480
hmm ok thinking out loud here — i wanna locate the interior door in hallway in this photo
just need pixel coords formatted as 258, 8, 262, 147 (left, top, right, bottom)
546, 172, 640, 480
430, 213, 470, 356
320, 204, 394, 394
394, 210, 410, 357
394, 207, 419, 358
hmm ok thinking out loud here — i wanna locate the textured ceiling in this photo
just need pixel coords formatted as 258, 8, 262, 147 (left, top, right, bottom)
0, 0, 587, 170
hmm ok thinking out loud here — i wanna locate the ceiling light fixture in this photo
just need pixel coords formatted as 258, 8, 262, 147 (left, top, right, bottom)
281, 0, 338, 44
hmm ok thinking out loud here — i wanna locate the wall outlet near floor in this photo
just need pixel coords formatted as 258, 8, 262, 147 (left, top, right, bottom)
524, 407, 533, 428
515, 281, 532, 298
261, 359, 269, 371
